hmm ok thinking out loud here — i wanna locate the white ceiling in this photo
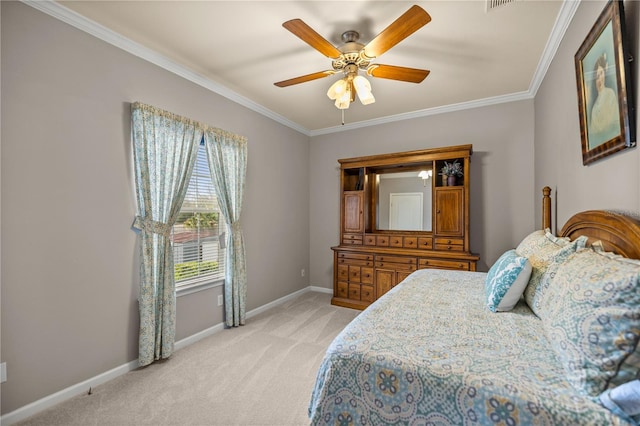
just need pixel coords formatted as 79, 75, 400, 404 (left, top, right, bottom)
46, 1, 575, 135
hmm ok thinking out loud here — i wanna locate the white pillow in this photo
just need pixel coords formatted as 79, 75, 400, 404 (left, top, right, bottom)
485, 249, 532, 312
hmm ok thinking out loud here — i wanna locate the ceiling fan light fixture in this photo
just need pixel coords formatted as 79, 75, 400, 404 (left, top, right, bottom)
353, 75, 375, 105
327, 78, 347, 100
335, 88, 351, 109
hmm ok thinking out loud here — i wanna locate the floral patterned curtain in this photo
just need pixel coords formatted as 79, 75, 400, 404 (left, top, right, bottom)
131, 102, 203, 366
204, 129, 248, 327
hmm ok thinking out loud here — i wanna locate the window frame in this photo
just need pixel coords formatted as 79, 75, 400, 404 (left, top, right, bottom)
172, 142, 226, 297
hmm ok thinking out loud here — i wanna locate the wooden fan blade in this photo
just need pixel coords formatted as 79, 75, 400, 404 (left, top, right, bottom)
283, 19, 342, 59
363, 5, 431, 59
366, 64, 430, 83
274, 70, 336, 87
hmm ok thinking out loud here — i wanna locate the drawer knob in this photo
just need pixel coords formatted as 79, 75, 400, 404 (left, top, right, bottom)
447, 246, 452, 250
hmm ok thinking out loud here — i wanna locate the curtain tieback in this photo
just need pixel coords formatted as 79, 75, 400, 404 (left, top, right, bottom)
133, 216, 172, 237
230, 221, 242, 235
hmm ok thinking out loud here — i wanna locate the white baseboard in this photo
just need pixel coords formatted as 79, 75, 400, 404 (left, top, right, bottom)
0, 359, 139, 425
1, 286, 327, 425
309, 285, 332, 294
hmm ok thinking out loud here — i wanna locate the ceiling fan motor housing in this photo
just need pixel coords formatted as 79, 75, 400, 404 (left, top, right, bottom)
332, 31, 371, 74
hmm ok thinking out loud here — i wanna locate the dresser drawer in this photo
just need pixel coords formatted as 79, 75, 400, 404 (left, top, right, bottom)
342, 233, 363, 245
435, 237, 463, 246
337, 252, 374, 266
417, 237, 433, 249
348, 283, 361, 300
376, 236, 390, 246
419, 258, 470, 270
361, 267, 374, 284
337, 264, 349, 280
389, 236, 403, 247
375, 256, 417, 272
376, 255, 417, 265
376, 263, 417, 272
348, 265, 361, 282
361, 285, 375, 302
336, 281, 348, 298
434, 237, 464, 251
403, 237, 418, 249
364, 235, 377, 246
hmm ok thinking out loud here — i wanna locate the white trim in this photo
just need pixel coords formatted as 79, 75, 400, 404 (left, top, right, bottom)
173, 322, 226, 352
245, 286, 311, 319
176, 278, 224, 298
309, 91, 532, 136
20, 0, 577, 138
0, 286, 330, 425
21, 0, 309, 136
528, 0, 581, 95
0, 359, 140, 425
309, 285, 332, 294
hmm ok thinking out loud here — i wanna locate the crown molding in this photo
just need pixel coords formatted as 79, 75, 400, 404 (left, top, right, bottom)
528, 0, 580, 95
22, 0, 309, 136
22, 0, 578, 138
309, 91, 533, 136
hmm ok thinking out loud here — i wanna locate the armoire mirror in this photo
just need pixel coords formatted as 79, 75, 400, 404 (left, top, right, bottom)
373, 164, 433, 232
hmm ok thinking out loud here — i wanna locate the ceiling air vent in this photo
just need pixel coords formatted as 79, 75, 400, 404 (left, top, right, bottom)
486, 0, 517, 13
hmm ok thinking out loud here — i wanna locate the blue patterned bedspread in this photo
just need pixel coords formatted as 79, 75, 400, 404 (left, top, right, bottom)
309, 269, 629, 425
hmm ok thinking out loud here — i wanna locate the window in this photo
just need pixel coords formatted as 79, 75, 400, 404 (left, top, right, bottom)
171, 142, 225, 290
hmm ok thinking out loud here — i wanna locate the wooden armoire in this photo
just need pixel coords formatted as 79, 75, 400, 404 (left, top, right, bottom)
332, 144, 479, 310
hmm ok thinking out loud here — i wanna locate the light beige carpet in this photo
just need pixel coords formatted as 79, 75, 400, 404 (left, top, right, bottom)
16, 291, 359, 426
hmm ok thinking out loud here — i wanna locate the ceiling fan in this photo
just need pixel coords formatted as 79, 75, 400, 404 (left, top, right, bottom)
274, 5, 431, 110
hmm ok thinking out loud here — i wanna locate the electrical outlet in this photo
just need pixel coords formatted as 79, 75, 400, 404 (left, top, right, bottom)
217, 295, 223, 306
301, 268, 305, 277
1, 362, 6, 383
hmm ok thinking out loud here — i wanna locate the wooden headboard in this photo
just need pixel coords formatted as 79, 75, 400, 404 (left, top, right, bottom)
541, 186, 640, 259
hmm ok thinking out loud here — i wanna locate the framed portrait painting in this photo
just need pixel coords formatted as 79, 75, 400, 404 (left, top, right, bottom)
574, 0, 635, 165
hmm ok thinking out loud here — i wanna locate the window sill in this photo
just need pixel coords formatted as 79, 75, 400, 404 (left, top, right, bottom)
176, 278, 224, 297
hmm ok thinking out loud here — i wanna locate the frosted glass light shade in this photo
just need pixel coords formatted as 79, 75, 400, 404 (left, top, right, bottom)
335, 89, 351, 109
353, 75, 375, 105
327, 79, 347, 100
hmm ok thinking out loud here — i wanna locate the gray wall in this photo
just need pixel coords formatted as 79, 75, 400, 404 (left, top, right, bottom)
309, 99, 536, 288
1, 2, 309, 414
535, 0, 640, 229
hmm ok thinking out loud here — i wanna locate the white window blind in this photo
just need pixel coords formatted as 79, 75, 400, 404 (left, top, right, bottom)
171, 143, 225, 288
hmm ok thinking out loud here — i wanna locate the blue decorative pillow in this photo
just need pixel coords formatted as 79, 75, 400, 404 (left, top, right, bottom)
485, 250, 532, 312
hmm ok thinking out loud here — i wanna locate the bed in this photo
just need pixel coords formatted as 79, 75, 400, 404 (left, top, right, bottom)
309, 189, 640, 425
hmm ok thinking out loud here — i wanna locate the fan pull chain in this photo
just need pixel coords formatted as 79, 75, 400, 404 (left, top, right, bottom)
341, 108, 345, 126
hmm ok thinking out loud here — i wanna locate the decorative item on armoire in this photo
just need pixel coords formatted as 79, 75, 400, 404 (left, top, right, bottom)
440, 159, 463, 186
574, 0, 636, 165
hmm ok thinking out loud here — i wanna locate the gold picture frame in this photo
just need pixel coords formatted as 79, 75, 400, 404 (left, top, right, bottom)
574, 0, 635, 165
